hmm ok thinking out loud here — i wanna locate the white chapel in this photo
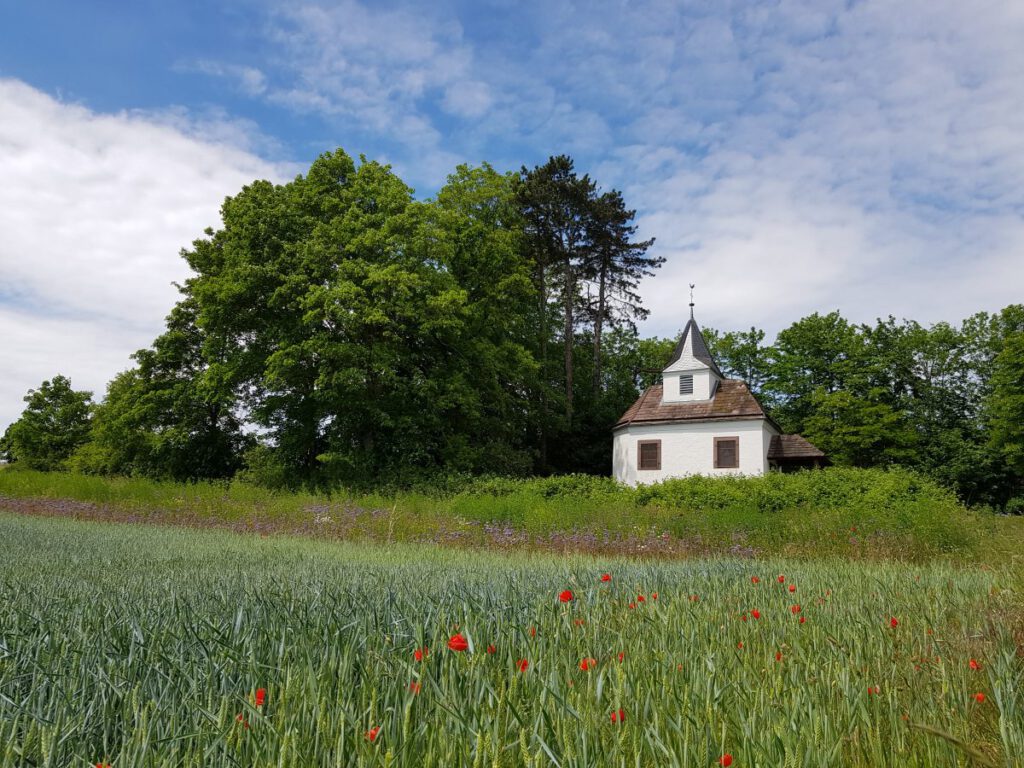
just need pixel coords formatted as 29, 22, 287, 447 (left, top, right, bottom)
612, 305, 825, 485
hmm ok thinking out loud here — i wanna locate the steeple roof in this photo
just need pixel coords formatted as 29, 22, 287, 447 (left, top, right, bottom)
665, 317, 723, 377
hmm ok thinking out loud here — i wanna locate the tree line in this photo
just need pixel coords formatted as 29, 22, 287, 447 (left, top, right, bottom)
2, 149, 1022, 508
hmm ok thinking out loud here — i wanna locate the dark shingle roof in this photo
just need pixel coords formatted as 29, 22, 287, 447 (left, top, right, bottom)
615, 380, 767, 428
768, 434, 826, 460
665, 318, 723, 377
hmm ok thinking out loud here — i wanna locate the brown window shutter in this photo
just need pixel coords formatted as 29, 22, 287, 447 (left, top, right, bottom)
638, 440, 661, 470
714, 437, 739, 469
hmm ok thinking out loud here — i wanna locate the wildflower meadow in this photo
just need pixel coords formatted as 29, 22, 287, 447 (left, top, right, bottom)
0, 512, 1020, 766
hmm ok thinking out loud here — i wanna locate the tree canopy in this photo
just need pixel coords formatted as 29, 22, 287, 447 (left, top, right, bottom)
1, 375, 92, 471
2, 149, 1021, 508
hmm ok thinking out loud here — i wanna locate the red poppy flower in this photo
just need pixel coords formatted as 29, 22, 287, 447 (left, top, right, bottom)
628, 602, 637, 609
689, 594, 700, 602
236, 713, 250, 729
610, 708, 626, 724
517, 659, 529, 672
751, 609, 761, 620
799, 616, 806, 624
579, 657, 596, 671
617, 651, 625, 662
788, 584, 796, 593
751, 576, 760, 584
719, 755, 733, 767
652, 592, 658, 600
574, 618, 586, 626
601, 573, 612, 582
740, 614, 748, 622
889, 617, 899, 628
737, 642, 744, 649
775, 651, 783, 662
777, 575, 785, 583
791, 604, 801, 614
254, 688, 266, 707
969, 659, 981, 670
414, 646, 428, 662
868, 685, 880, 695
559, 589, 573, 603
409, 681, 421, 694
448, 633, 469, 652
486, 644, 496, 654
95, 764, 111, 768
637, 594, 646, 603
365, 726, 380, 742
975, 692, 985, 703
530, 626, 537, 638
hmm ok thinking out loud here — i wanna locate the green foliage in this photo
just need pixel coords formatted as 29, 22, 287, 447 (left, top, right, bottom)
1, 375, 92, 471
3, 144, 1021, 505
703, 326, 771, 394
988, 331, 1024, 476
802, 388, 919, 466
1, 513, 1020, 766
71, 300, 249, 480
177, 152, 546, 484
0, 466, 981, 559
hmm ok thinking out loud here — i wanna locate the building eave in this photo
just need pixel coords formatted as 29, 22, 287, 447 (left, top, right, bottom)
613, 414, 774, 432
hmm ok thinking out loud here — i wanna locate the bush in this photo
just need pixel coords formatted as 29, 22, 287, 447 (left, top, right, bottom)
0, 466, 980, 558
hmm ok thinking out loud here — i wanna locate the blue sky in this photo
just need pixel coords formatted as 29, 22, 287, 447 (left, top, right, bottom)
2, 0, 1023, 428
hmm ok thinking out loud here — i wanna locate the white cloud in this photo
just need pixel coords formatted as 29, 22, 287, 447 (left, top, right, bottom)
441, 80, 493, 119
0, 79, 287, 431
589, 0, 1024, 338
178, 60, 268, 96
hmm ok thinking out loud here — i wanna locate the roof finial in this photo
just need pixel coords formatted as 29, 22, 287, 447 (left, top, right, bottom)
688, 283, 695, 319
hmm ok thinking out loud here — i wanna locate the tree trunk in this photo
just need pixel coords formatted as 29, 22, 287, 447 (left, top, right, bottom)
563, 253, 574, 422
537, 261, 549, 471
592, 259, 608, 395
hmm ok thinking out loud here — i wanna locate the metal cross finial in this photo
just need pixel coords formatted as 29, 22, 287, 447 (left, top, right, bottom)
689, 283, 695, 318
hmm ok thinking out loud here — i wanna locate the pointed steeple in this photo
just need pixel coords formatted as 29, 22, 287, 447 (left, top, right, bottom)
664, 288, 723, 377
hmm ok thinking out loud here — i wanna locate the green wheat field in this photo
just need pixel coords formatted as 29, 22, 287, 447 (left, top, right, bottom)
0, 512, 1021, 767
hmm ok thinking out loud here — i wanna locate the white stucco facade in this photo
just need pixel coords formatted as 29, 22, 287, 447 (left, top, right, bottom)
613, 418, 779, 485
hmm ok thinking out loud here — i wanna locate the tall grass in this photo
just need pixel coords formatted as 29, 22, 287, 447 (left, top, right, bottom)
0, 513, 1019, 766
0, 466, 990, 559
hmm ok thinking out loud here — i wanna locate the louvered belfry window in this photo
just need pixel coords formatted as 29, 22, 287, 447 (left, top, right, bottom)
714, 437, 739, 469
638, 440, 661, 470
679, 374, 694, 395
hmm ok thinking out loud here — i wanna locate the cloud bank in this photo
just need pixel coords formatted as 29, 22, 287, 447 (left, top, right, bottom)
0, 79, 286, 430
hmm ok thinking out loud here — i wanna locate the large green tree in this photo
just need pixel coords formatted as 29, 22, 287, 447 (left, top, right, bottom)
516, 156, 596, 426
1, 375, 92, 470
177, 151, 544, 484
